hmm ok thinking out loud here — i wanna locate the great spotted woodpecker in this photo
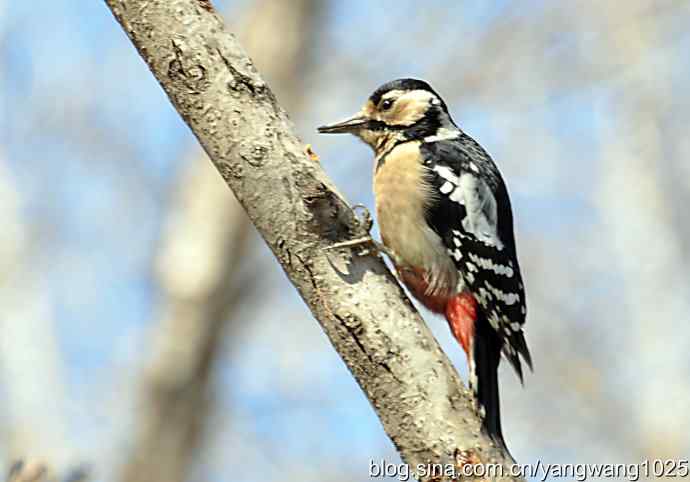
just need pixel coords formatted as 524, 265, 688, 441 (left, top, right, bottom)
318, 78, 532, 452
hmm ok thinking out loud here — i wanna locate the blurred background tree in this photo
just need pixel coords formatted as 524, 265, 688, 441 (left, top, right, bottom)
1, 0, 690, 480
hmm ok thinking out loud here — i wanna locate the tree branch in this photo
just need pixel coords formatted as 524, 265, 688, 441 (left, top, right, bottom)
118, 2, 322, 481
104, 1, 521, 479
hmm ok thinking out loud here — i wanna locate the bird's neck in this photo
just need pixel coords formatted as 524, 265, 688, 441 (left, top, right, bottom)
373, 131, 407, 159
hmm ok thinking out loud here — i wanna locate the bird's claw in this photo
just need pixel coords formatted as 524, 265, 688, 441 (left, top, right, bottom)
322, 203, 375, 255
351, 203, 373, 234
323, 236, 378, 255
324, 202, 404, 268
324, 235, 404, 268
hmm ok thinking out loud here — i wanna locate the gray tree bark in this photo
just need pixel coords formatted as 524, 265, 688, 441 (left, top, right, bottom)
119, 2, 322, 482
104, 1, 522, 480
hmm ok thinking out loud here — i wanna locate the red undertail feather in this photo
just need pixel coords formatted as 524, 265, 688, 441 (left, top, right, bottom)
445, 292, 477, 357
397, 267, 478, 358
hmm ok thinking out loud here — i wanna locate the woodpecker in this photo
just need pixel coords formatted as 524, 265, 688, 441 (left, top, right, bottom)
318, 78, 532, 452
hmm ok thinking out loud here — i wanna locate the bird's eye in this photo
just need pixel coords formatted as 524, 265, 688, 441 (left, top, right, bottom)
380, 99, 394, 111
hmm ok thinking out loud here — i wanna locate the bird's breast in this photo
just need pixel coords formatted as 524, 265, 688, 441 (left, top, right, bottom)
374, 141, 459, 297
374, 142, 428, 263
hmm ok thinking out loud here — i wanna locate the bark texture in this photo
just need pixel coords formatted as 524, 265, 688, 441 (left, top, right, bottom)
104, 1, 521, 479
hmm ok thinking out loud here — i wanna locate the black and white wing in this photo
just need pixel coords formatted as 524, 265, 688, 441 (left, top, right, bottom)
421, 134, 532, 377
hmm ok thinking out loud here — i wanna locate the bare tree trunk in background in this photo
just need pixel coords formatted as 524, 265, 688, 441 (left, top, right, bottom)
1, 14, 70, 476
104, 1, 522, 480
119, 2, 321, 482
0, 156, 70, 479
595, 6, 690, 459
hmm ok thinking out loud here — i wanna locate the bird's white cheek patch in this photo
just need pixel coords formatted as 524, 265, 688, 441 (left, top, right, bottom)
387, 90, 437, 127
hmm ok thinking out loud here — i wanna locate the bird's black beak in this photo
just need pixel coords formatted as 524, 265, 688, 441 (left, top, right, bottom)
317, 114, 368, 134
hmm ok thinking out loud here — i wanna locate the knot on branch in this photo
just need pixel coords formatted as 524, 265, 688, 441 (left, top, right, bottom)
302, 181, 353, 243
167, 40, 210, 93
215, 48, 275, 103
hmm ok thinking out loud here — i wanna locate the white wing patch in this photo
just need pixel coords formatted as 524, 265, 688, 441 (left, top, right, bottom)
432, 165, 460, 184
434, 168, 504, 251
439, 181, 453, 194
459, 174, 503, 250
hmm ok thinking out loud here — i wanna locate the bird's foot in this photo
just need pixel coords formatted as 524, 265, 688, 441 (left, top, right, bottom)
324, 203, 404, 268
323, 202, 375, 254
323, 235, 379, 255
324, 235, 404, 267
351, 203, 373, 234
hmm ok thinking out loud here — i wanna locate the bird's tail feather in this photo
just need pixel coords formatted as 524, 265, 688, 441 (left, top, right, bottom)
472, 311, 511, 457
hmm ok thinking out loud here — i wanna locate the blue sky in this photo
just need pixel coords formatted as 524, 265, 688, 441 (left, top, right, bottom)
3, 1, 690, 481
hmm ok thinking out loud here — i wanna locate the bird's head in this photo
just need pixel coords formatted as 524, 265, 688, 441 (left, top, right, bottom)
317, 78, 456, 156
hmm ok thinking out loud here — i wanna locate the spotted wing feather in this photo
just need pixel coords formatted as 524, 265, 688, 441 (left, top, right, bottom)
421, 135, 532, 377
